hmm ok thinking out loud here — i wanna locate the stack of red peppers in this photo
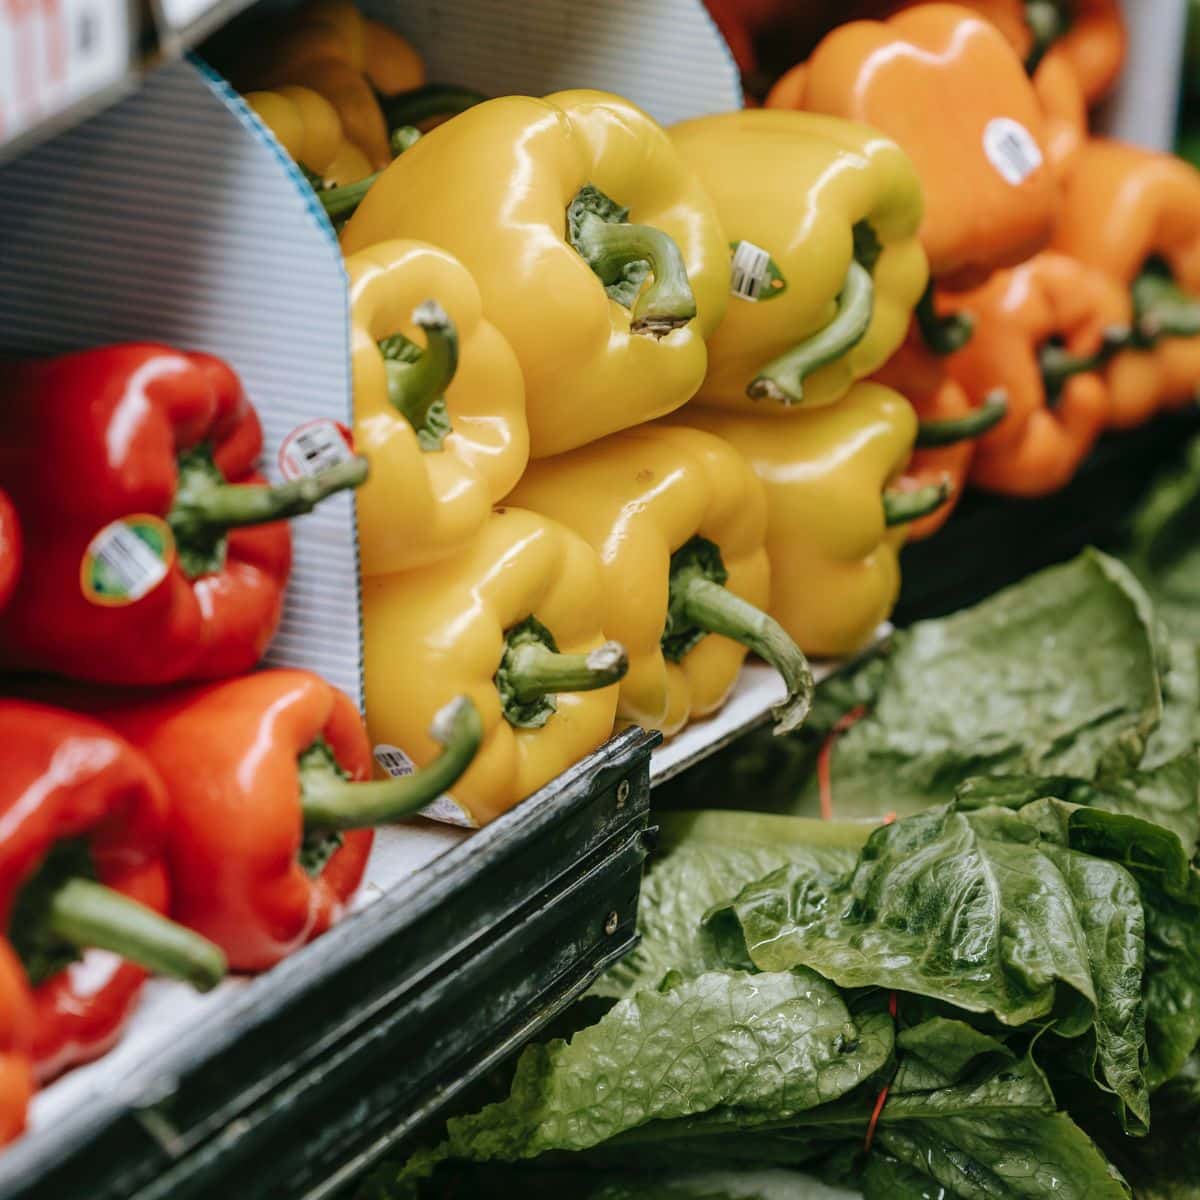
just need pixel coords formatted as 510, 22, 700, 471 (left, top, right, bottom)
0, 344, 483, 1144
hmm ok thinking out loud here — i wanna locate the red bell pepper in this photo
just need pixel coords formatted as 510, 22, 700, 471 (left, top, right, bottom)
704, 0, 758, 75
0, 344, 367, 686
0, 941, 35, 1147
0, 488, 20, 614
1, 701, 226, 1082
68, 671, 483, 972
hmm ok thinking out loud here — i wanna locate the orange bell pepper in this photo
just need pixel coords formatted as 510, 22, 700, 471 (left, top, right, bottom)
940, 252, 1131, 495
1051, 0, 1126, 106
850, 0, 1085, 177
853, 0, 1124, 104
1052, 139, 1200, 426
872, 324, 1006, 538
768, 4, 1058, 291
1030, 50, 1086, 177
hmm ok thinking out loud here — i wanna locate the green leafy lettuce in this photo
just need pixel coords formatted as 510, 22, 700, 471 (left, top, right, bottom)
707, 804, 1151, 1133
594, 811, 867, 1000
795, 552, 1162, 820
1119, 434, 1200, 643
655, 551, 1166, 824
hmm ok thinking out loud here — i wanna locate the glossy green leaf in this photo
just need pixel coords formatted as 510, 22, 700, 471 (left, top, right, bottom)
796, 552, 1163, 820
595, 812, 866, 1000
412, 969, 891, 1177
709, 805, 1150, 1131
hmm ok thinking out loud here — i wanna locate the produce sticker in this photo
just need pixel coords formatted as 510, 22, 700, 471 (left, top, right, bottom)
80, 513, 174, 606
278, 418, 356, 481
373, 743, 478, 829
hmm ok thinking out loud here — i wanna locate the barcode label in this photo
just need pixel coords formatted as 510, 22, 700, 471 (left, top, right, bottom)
278, 418, 355, 480
373, 743, 478, 829
80, 515, 173, 606
730, 240, 772, 301
982, 118, 1043, 186
373, 743, 415, 778
0, 0, 131, 149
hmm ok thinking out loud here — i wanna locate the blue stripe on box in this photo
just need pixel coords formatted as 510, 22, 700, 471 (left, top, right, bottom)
0, 57, 363, 707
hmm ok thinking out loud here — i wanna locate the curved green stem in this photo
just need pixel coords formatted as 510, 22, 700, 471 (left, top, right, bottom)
916, 282, 974, 356
1133, 269, 1200, 345
1024, 1, 1068, 73
378, 83, 488, 129
664, 537, 812, 735
915, 390, 1008, 447
318, 173, 379, 218
747, 261, 873, 405
169, 451, 368, 547
567, 185, 696, 336
313, 126, 419, 220
576, 218, 697, 334
883, 480, 953, 527
382, 301, 459, 450
47, 878, 226, 992
300, 697, 483, 830
1040, 326, 1129, 400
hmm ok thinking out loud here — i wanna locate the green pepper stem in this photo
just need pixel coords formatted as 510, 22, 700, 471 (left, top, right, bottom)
47, 879, 226, 992
314, 127, 419, 219
301, 697, 484, 830
1133, 271, 1200, 344
916, 282, 974, 356
1040, 326, 1129, 396
747, 261, 873, 405
384, 300, 459, 435
390, 125, 421, 155
170, 455, 368, 539
883, 480, 953, 527
572, 213, 698, 336
1024, 1, 1067, 72
504, 640, 628, 705
674, 575, 813, 734
319, 173, 379, 218
378, 83, 488, 129
915, 390, 1008, 447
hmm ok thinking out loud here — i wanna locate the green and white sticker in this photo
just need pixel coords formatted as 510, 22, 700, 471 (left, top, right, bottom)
730, 240, 788, 302
80, 514, 174, 606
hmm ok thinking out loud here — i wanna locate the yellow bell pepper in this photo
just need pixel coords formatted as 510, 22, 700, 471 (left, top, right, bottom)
341, 89, 731, 457
245, 85, 373, 186
507, 425, 813, 739
360, 16, 424, 95
670, 383, 946, 658
362, 508, 627, 827
243, 0, 421, 169
668, 109, 928, 413
348, 239, 529, 575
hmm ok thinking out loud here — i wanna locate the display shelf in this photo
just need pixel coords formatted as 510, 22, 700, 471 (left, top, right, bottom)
0, 0, 265, 164
649, 650, 885, 786
0, 726, 658, 1200
1, 4, 1194, 1198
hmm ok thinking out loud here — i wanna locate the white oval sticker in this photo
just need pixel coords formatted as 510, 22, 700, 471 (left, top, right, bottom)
982, 117, 1043, 186
278, 418, 356, 481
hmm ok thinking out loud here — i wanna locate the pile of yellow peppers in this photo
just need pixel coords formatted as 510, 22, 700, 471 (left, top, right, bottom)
235, 3, 974, 830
